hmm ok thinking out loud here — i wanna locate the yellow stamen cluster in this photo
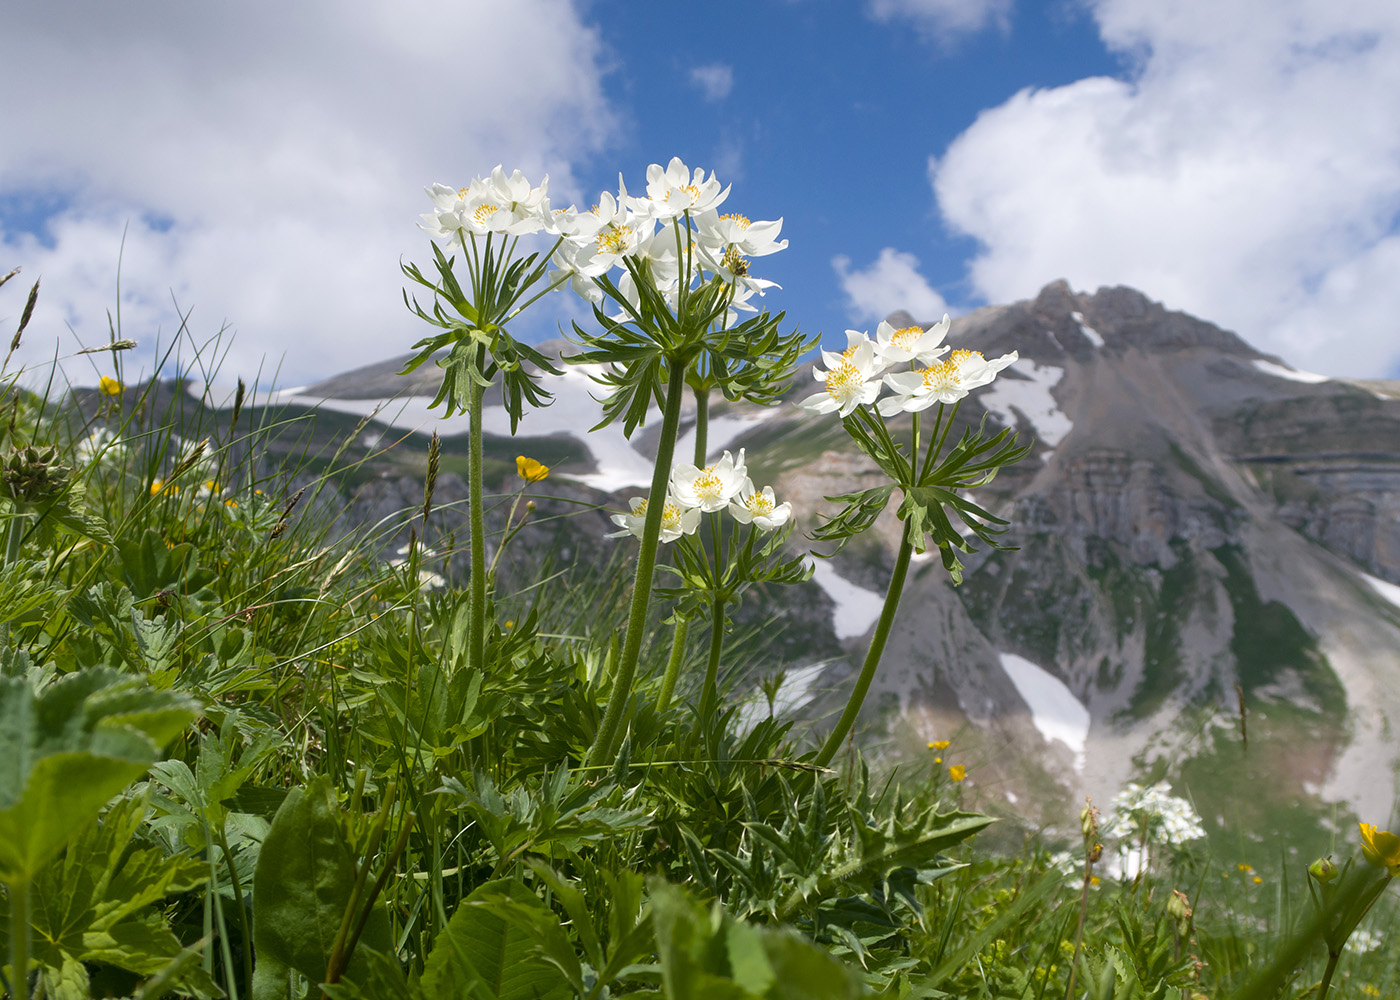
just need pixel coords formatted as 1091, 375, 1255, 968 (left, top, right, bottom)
892, 326, 922, 350
950, 349, 984, 365
667, 184, 702, 204
693, 468, 723, 499
919, 359, 961, 391
745, 492, 774, 515
473, 203, 500, 226
721, 246, 750, 276
660, 500, 684, 529
721, 213, 752, 229
596, 223, 630, 254
826, 362, 862, 399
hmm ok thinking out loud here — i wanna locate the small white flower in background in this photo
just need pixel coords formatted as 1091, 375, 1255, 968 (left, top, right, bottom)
696, 210, 788, 257
797, 331, 887, 417
608, 494, 701, 543
670, 449, 748, 512
729, 482, 792, 531
75, 426, 125, 466
645, 157, 729, 219
388, 544, 447, 591
877, 347, 1018, 416
1345, 928, 1382, 954
874, 314, 951, 367
1103, 781, 1205, 847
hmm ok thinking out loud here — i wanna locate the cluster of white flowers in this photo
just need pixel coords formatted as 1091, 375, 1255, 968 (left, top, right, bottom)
797, 318, 1018, 418
419, 158, 786, 324
74, 426, 126, 466
1103, 781, 1206, 847
608, 449, 793, 543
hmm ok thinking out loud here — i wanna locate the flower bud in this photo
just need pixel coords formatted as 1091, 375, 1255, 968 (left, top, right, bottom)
1080, 798, 1099, 841
1166, 889, 1192, 921
1308, 856, 1339, 884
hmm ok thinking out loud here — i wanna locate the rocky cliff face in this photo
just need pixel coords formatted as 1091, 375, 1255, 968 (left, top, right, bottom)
274, 281, 1400, 837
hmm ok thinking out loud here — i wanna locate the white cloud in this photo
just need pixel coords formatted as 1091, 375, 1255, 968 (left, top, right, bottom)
833, 247, 949, 322
931, 0, 1400, 377
0, 1, 612, 387
690, 63, 734, 102
867, 0, 1012, 42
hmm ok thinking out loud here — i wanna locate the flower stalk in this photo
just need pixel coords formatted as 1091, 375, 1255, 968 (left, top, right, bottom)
587, 359, 689, 766
813, 528, 914, 767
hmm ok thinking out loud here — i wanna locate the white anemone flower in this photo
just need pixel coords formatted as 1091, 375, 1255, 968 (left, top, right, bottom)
472, 165, 552, 235
670, 449, 748, 512
874, 314, 951, 367
696, 211, 788, 257
569, 184, 654, 276
645, 157, 729, 219
797, 332, 886, 417
729, 482, 792, 531
876, 348, 1018, 416
608, 493, 701, 543
548, 248, 604, 306
75, 426, 126, 466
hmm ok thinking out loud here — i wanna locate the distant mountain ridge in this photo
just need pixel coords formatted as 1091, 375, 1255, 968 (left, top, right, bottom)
266, 281, 1400, 839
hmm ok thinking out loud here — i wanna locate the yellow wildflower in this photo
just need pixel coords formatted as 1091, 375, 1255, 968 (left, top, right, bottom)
1359, 822, 1400, 875
932, 740, 951, 750
949, 764, 966, 782
516, 455, 549, 482
1251, 876, 1262, 884
1237, 863, 1252, 873
99, 375, 123, 396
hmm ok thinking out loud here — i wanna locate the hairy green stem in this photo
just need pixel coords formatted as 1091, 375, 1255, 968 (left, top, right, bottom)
814, 528, 915, 767
655, 617, 689, 712
699, 596, 726, 727
693, 387, 709, 465
468, 345, 487, 674
4, 514, 24, 567
8, 877, 29, 1000
587, 360, 689, 766
656, 383, 710, 714
1317, 948, 1341, 1000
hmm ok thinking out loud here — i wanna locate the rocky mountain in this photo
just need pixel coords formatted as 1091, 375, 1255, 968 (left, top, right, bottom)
249, 281, 1400, 845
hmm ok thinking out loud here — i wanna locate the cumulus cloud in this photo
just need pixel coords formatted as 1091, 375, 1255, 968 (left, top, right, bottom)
833, 248, 949, 323
690, 63, 734, 102
867, 0, 1012, 43
931, 0, 1400, 377
0, 1, 612, 387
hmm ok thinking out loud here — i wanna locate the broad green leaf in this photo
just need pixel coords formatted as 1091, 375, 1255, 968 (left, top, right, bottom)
251, 777, 392, 995
3, 795, 218, 999
0, 670, 199, 883
420, 878, 571, 1000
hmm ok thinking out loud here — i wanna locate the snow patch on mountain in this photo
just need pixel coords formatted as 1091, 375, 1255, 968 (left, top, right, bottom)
734, 661, 831, 734
1071, 311, 1104, 348
810, 561, 885, 639
253, 366, 779, 493
1361, 572, 1400, 610
1253, 359, 1329, 384
998, 653, 1089, 771
978, 362, 1072, 447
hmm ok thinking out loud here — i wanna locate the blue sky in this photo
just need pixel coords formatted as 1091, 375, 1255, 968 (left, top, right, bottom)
1, 0, 1398, 386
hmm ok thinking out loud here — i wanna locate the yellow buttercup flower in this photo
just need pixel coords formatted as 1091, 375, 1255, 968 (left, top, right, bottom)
99, 375, 123, 396
516, 455, 550, 482
949, 764, 966, 782
1359, 822, 1400, 875
932, 740, 950, 750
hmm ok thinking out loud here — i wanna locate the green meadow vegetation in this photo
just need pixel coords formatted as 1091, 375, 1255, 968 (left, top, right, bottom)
0, 159, 1396, 1000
